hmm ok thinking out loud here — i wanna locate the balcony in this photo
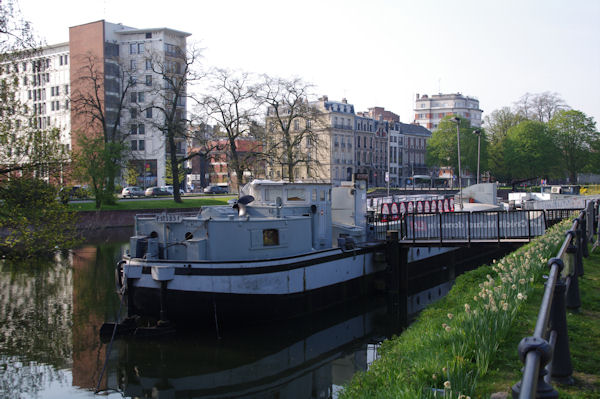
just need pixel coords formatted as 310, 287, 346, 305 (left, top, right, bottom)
333, 124, 353, 131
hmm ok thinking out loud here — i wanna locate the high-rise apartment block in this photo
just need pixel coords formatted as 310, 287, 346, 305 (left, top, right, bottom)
414, 93, 483, 130
4, 20, 190, 187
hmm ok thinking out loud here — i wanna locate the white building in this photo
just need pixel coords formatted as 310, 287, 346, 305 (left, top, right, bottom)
414, 93, 483, 130
3, 20, 190, 187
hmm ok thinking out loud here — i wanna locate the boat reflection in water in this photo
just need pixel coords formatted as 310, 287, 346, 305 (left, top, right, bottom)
112, 281, 453, 399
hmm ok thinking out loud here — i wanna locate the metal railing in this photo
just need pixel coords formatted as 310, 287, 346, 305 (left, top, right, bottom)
368, 209, 549, 244
511, 200, 596, 398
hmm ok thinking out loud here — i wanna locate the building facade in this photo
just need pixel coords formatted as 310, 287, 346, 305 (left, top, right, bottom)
265, 97, 431, 188
414, 93, 483, 130
3, 20, 190, 188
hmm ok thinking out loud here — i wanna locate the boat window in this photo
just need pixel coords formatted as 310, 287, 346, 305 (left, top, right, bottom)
319, 190, 326, 201
286, 188, 306, 202
312, 189, 317, 201
263, 229, 279, 246
264, 188, 283, 202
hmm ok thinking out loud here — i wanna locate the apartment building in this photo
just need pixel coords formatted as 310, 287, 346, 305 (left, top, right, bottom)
70, 20, 190, 188
265, 97, 431, 188
3, 20, 190, 187
414, 92, 483, 130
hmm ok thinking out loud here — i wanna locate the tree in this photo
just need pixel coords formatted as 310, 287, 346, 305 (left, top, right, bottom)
1, 0, 69, 180
200, 69, 261, 193
502, 120, 560, 185
258, 76, 325, 182
514, 92, 568, 123
146, 45, 203, 202
70, 52, 136, 206
73, 134, 125, 209
426, 116, 485, 179
0, 177, 80, 257
124, 162, 139, 186
549, 109, 598, 182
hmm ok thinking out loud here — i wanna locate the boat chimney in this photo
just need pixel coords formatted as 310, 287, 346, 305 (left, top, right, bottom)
233, 195, 254, 217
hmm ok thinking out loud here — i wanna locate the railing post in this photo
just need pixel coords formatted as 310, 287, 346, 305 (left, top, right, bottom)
565, 232, 581, 310
548, 278, 574, 384
512, 336, 557, 399
575, 219, 585, 277
467, 212, 471, 244
439, 212, 443, 245
581, 213, 589, 258
497, 211, 501, 244
528, 210, 532, 239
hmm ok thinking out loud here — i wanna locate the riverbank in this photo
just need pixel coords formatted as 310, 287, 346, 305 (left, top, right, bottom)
72, 197, 233, 230
340, 219, 600, 398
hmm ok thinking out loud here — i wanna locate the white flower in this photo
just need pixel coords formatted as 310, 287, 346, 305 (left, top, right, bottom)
517, 293, 524, 300
444, 381, 451, 389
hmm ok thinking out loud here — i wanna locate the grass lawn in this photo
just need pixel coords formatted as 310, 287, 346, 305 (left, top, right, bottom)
68, 196, 235, 211
475, 243, 600, 398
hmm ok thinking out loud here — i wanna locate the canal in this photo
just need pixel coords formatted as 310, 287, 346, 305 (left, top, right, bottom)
0, 232, 458, 399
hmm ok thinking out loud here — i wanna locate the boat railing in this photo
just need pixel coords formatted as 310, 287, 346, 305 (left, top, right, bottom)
367, 209, 581, 244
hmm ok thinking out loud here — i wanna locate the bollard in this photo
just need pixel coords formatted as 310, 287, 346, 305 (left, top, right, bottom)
548, 279, 574, 384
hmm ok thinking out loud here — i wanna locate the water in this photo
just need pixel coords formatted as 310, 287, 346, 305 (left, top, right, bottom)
0, 236, 454, 399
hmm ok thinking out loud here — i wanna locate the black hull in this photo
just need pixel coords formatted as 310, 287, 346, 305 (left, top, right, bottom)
128, 271, 385, 327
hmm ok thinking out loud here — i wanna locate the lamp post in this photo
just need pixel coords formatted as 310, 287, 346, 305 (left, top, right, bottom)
473, 129, 481, 184
451, 117, 463, 210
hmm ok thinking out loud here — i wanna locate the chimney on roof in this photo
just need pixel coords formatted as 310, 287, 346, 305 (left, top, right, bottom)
416, 93, 420, 99
342, 98, 347, 104
319, 95, 328, 102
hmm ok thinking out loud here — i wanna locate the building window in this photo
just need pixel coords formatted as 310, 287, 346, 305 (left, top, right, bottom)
294, 120, 299, 131
145, 32, 152, 39
64, 84, 69, 94
130, 92, 137, 103
138, 124, 145, 134
138, 92, 145, 102
137, 43, 144, 53
145, 75, 152, 86
130, 59, 137, 70
131, 140, 138, 150
138, 140, 145, 151
129, 43, 137, 54
130, 108, 137, 118
145, 108, 152, 118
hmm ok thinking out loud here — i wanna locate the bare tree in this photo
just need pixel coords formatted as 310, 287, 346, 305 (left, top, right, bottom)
146, 45, 204, 202
258, 76, 326, 182
70, 51, 136, 205
514, 91, 569, 123
200, 69, 262, 193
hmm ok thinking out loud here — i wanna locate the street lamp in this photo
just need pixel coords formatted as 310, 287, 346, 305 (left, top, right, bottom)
451, 117, 463, 210
473, 129, 481, 185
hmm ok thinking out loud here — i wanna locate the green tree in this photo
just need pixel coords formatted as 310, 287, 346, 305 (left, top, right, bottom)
502, 120, 560, 184
124, 162, 140, 186
0, 177, 80, 257
426, 116, 485, 180
164, 160, 185, 186
548, 109, 598, 183
73, 135, 125, 208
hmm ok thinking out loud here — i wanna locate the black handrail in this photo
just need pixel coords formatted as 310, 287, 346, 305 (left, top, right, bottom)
511, 201, 596, 398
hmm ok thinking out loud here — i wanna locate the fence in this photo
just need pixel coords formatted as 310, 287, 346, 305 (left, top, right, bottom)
511, 200, 596, 398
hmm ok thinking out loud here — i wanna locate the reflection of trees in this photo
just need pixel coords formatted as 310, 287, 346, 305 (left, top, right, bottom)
0, 255, 73, 396
0, 243, 125, 396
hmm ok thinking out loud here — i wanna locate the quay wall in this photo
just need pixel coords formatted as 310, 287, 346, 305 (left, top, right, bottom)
75, 208, 202, 230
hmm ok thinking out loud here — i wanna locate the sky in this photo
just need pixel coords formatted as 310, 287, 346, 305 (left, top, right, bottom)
17, 0, 600, 125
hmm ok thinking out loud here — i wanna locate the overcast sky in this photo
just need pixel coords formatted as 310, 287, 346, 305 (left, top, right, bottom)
17, 0, 600, 125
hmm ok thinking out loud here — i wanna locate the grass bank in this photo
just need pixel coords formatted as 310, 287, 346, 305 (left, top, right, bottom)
68, 196, 234, 211
340, 218, 599, 398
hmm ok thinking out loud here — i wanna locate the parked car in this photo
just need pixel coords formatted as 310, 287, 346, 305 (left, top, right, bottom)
145, 186, 170, 197
203, 185, 228, 194
161, 185, 185, 195
121, 186, 145, 198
